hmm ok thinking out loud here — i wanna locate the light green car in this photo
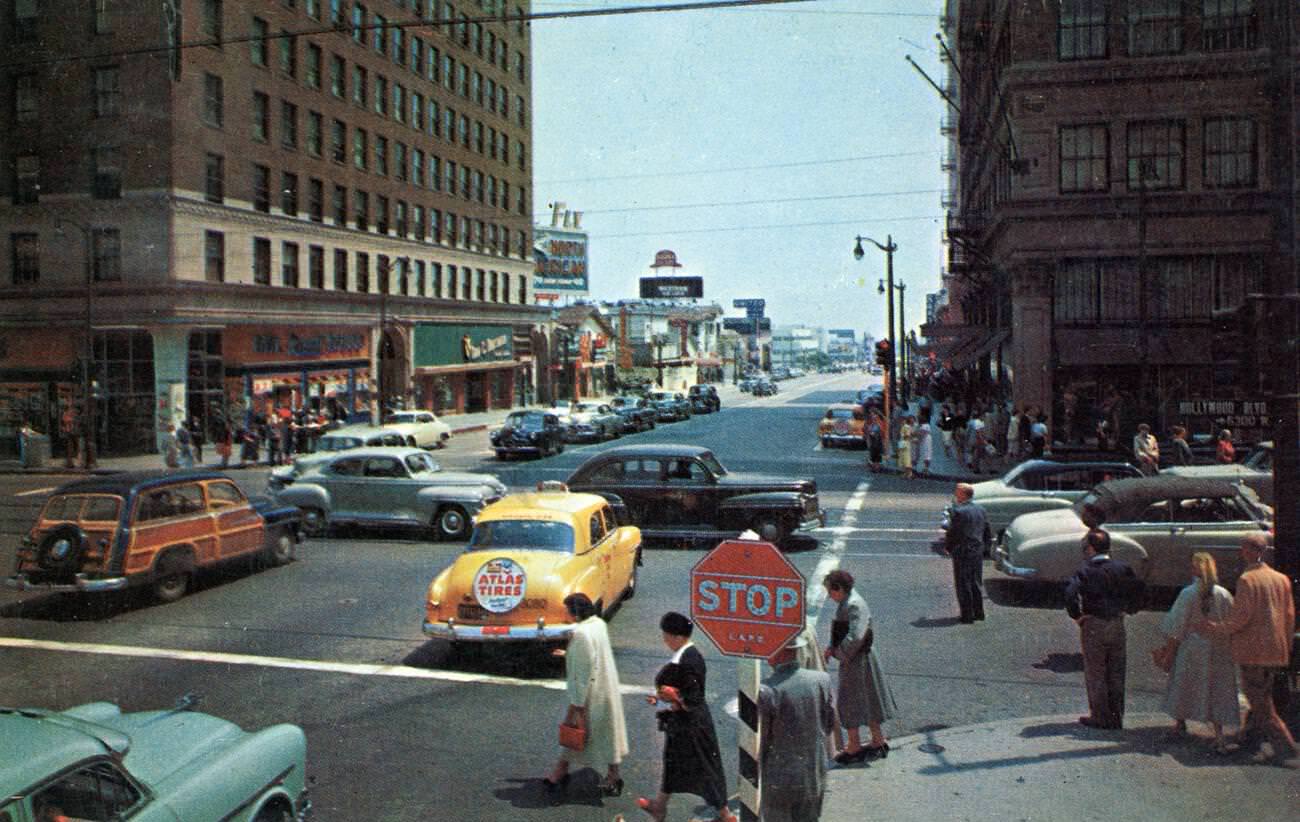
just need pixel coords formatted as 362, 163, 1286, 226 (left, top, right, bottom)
1, 697, 310, 821
995, 476, 1273, 589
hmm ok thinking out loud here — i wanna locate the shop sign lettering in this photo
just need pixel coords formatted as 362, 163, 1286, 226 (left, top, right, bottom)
461, 333, 511, 362
1177, 400, 1270, 429
253, 332, 367, 358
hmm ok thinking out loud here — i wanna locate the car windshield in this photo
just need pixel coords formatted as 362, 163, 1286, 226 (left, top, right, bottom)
699, 452, 726, 476
828, 409, 854, 420
385, 412, 419, 424
318, 436, 362, 451
1001, 462, 1036, 487
468, 520, 575, 553
405, 453, 440, 474
573, 403, 596, 413
506, 412, 544, 429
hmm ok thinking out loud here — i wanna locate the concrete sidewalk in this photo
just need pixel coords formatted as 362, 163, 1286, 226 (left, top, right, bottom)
823, 712, 1298, 821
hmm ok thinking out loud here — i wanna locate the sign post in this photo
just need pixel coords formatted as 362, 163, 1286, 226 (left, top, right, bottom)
691, 539, 807, 822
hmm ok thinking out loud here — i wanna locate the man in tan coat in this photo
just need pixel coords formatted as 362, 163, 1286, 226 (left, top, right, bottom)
1199, 533, 1297, 768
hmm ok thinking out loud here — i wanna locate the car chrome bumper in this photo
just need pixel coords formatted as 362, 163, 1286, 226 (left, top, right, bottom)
5, 572, 129, 593
819, 434, 861, 444
295, 789, 313, 821
797, 511, 826, 532
993, 546, 1039, 579
422, 620, 577, 642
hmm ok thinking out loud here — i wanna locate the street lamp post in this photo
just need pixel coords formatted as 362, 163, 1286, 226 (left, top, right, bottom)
853, 234, 899, 403
880, 279, 908, 404
57, 219, 97, 469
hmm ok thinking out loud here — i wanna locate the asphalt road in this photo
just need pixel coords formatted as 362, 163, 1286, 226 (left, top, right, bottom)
0, 373, 1179, 821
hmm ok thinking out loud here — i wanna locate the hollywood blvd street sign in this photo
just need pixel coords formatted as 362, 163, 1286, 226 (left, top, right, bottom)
690, 540, 805, 659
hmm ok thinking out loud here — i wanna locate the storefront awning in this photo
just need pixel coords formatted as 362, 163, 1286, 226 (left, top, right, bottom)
949, 329, 1010, 371
695, 357, 722, 367
414, 360, 521, 377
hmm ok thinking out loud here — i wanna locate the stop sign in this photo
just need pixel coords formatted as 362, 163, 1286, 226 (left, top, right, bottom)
690, 540, 806, 659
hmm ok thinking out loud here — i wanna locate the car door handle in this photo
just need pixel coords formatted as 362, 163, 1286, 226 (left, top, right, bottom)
1171, 526, 1187, 535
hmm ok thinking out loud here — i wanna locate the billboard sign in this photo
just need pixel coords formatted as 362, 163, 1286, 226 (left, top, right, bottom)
640, 276, 704, 300
532, 227, 589, 297
732, 298, 766, 318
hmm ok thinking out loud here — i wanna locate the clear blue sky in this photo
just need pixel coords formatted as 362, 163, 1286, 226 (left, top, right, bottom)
531, 0, 947, 342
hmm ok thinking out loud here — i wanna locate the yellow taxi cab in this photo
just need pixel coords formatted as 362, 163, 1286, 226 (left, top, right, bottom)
818, 403, 866, 448
422, 483, 642, 643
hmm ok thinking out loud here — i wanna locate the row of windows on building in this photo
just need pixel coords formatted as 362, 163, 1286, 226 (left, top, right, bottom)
242, 14, 527, 130
8, 227, 530, 306
1058, 0, 1263, 61
208, 233, 528, 303
1057, 116, 1259, 194
210, 158, 528, 256
1052, 254, 1260, 323
193, 73, 526, 174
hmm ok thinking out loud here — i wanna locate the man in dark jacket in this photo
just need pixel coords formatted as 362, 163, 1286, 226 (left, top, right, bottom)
944, 483, 990, 623
1065, 528, 1146, 729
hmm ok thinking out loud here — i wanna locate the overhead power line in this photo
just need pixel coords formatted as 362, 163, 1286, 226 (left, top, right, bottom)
0, 0, 814, 70
584, 188, 943, 214
536, 150, 934, 184
593, 214, 944, 239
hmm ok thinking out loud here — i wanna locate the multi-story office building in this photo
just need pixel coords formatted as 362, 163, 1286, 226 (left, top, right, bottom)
932, 1, 1295, 446
0, 0, 544, 456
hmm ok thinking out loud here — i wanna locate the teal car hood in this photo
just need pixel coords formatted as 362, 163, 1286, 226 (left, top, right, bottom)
100, 709, 248, 787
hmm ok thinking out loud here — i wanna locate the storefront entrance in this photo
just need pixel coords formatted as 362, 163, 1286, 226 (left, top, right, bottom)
466, 372, 487, 412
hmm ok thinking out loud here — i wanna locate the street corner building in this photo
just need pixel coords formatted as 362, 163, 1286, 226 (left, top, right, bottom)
924, 1, 1298, 448
0, 0, 547, 458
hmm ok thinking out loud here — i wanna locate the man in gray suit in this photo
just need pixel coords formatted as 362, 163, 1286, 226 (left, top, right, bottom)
759, 634, 837, 822
944, 482, 991, 623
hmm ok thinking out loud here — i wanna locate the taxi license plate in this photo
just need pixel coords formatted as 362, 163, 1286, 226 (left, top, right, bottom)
457, 604, 488, 621
481, 625, 510, 635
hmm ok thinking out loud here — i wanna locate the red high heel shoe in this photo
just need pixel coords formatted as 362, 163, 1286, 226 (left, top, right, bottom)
636, 797, 666, 822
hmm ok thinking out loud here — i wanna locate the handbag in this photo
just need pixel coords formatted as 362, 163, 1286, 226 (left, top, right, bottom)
1151, 640, 1178, 674
558, 722, 587, 751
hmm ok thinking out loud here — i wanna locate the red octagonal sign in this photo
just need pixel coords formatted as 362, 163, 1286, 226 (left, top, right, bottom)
690, 540, 806, 659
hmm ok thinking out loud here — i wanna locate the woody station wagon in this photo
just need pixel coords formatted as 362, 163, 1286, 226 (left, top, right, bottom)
6, 471, 303, 603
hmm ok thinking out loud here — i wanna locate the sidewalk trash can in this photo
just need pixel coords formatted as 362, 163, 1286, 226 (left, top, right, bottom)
19, 431, 50, 468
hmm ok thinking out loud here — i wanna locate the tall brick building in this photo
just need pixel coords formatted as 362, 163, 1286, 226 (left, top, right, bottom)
0, 0, 545, 456
931, 0, 1296, 447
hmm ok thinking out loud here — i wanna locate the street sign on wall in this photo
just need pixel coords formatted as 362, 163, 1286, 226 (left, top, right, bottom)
690, 540, 806, 659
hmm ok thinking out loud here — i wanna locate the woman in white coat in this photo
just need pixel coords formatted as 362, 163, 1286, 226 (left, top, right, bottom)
543, 593, 629, 796
1159, 552, 1238, 752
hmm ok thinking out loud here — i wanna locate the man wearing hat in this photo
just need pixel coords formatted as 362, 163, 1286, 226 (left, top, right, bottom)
758, 634, 836, 822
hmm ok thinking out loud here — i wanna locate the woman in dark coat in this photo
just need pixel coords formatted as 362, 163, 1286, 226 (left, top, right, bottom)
637, 612, 736, 822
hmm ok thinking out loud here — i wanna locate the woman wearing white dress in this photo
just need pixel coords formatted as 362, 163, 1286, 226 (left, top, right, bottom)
1159, 552, 1238, 752
914, 419, 933, 475
543, 593, 629, 796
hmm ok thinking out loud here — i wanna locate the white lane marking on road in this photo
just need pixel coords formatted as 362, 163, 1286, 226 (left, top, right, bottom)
15, 486, 55, 497
813, 525, 937, 536
807, 480, 869, 614
0, 637, 656, 695
840, 552, 941, 559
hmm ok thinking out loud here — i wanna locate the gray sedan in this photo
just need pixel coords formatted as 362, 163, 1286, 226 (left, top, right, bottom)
268, 447, 507, 540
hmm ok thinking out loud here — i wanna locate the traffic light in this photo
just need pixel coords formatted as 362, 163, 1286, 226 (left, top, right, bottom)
875, 339, 893, 369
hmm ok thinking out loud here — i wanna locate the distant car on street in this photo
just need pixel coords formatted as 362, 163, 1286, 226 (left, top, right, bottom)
818, 404, 866, 448
490, 410, 567, 459
738, 377, 757, 393
566, 443, 824, 546
648, 390, 691, 421
268, 447, 507, 540
381, 410, 452, 448
0, 697, 311, 822
610, 395, 657, 432
567, 402, 623, 442
751, 379, 778, 396
688, 384, 721, 414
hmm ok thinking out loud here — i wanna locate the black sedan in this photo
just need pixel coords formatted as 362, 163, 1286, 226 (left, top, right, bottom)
647, 390, 691, 422
566, 444, 824, 546
489, 410, 567, 459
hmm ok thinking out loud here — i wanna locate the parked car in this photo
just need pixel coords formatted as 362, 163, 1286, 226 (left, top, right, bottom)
5, 470, 302, 603
994, 476, 1272, 589
567, 402, 623, 442
268, 447, 507, 540
818, 404, 866, 448
566, 444, 824, 545
964, 460, 1145, 538
738, 377, 757, 393
1164, 440, 1275, 505
751, 379, 778, 396
0, 696, 311, 822
422, 486, 641, 644
490, 410, 567, 459
381, 410, 452, 448
855, 385, 885, 410
648, 390, 691, 422
610, 395, 657, 433
688, 384, 721, 414
544, 403, 577, 438
269, 424, 407, 483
